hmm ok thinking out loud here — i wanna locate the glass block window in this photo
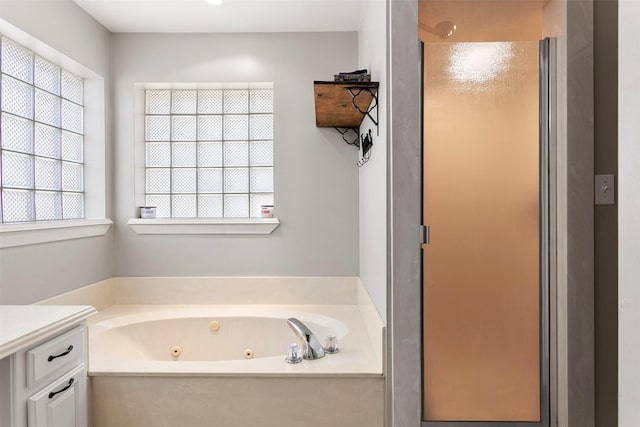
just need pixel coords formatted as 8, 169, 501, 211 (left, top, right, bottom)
144, 87, 274, 218
0, 36, 84, 223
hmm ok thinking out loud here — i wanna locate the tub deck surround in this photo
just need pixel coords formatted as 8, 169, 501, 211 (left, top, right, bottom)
113, 276, 360, 305
87, 304, 382, 377
36, 277, 386, 374
36, 278, 116, 311
37, 277, 363, 307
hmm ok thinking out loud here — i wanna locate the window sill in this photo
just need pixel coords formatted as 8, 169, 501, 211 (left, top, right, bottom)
127, 218, 280, 235
0, 219, 113, 249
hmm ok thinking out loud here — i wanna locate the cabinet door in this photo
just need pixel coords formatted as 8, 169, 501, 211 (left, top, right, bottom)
27, 365, 86, 427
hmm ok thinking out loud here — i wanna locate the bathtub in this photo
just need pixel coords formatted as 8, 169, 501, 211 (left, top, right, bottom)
88, 304, 383, 427
92, 309, 345, 362
88, 305, 381, 375
49, 277, 387, 426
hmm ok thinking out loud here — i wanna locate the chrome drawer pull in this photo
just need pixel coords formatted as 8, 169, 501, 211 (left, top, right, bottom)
47, 345, 73, 362
48, 378, 74, 399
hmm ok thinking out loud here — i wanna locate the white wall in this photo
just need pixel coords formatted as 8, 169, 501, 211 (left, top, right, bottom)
112, 32, 360, 277
618, 0, 640, 424
358, 0, 387, 320
0, 0, 114, 304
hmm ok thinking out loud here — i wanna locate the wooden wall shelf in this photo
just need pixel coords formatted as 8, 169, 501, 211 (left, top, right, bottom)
313, 81, 379, 128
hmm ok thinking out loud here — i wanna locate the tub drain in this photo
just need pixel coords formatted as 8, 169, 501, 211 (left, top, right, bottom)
244, 349, 254, 359
171, 345, 182, 358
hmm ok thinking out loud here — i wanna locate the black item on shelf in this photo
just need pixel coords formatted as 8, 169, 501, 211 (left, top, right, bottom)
334, 74, 371, 83
334, 69, 370, 82
338, 69, 368, 75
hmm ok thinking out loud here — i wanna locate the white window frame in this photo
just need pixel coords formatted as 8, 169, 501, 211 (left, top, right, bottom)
129, 82, 279, 235
0, 20, 111, 248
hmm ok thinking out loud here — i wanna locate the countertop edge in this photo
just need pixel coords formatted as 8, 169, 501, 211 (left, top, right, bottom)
0, 306, 97, 359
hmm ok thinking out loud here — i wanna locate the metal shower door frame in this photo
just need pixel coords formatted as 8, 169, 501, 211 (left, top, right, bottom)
419, 38, 554, 427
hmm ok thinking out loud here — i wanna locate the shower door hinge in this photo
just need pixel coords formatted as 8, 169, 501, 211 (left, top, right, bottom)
420, 225, 430, 245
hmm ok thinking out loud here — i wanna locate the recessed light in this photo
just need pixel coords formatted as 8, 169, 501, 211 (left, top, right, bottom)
205, 0, 224, 5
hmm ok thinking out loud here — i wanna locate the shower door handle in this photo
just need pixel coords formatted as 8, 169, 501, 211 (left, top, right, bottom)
421, 225, 430, 245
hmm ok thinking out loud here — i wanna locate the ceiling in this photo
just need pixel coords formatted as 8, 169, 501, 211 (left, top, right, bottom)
72, 0, 366, 33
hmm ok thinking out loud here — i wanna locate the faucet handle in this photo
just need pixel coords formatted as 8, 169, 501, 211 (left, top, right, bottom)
324, 335, 339, 354
285, 343, 303, 364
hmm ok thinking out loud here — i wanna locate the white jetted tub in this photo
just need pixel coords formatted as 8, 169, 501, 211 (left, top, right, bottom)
88, 305, 384, 427
87, 305, 381, 376
43, 276, 386, 427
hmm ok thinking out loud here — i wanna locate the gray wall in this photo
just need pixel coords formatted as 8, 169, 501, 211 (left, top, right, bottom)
388, 0, 422, 425
112, 32, 360, 277
0, 0, 114, 304
618, 0, 640, 424
565, 1, 595, 425
358, 0, 388, 320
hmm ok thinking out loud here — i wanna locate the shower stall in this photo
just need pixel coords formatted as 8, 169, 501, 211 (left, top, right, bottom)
420, 22, 554, 427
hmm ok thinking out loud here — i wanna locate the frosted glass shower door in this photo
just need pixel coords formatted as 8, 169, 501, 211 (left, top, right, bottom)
422, 41, 542, 423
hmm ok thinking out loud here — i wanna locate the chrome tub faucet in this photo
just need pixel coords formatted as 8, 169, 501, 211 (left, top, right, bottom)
286, 318, 325, 360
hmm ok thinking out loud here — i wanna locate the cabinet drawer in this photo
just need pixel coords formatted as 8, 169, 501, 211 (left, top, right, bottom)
27, 364, 86, 427
25, 326, 84, 389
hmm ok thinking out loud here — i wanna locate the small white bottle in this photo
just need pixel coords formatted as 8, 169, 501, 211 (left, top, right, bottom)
140, 206, 157, 219
260, 204, 274, 218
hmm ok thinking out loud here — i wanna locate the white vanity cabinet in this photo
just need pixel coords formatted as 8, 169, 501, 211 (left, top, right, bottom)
26, 363, 86, 427
0, 306, 96, 427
